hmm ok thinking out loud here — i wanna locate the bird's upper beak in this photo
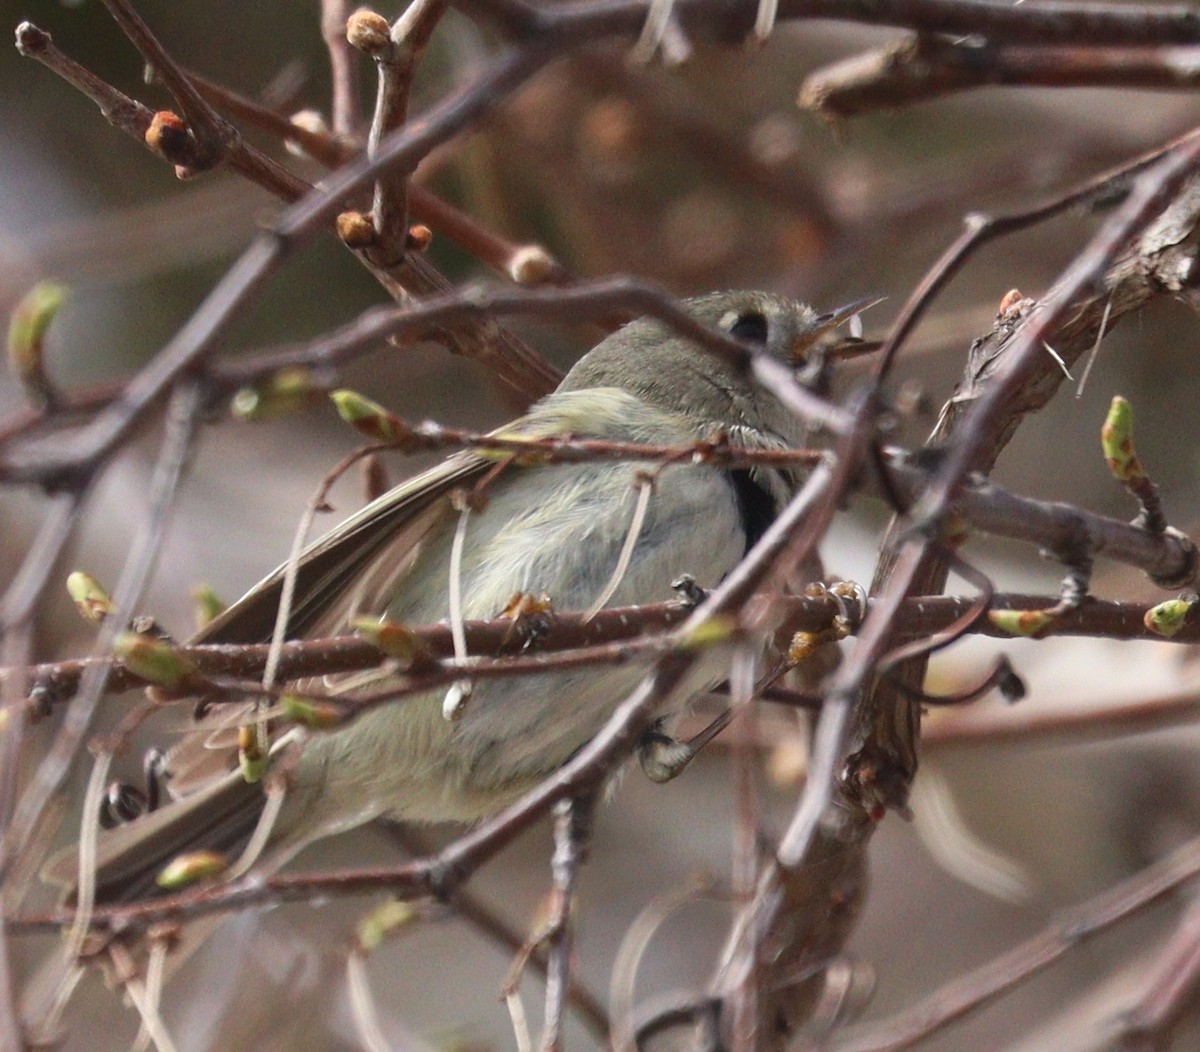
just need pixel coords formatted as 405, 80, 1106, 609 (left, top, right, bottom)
791, 295, 886, 362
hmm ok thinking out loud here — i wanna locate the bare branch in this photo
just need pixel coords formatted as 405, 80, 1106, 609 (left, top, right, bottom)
801, 38, 1200, 119
817, 837, 1200, 1052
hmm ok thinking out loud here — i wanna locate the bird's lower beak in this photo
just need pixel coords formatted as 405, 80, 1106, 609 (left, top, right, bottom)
792, 295, 886, 362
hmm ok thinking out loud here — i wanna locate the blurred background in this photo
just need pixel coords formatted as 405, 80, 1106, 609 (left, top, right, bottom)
4, 1, 1200, 1048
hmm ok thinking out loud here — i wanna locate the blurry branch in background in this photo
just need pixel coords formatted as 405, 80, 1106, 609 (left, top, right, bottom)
320, 0, 363, 137
800, 39, 1200, 120
815, 835, 1200, 1052
8, 0, 1200, 1050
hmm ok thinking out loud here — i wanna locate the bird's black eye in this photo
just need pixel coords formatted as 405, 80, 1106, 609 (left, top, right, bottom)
729, 311, 768, 344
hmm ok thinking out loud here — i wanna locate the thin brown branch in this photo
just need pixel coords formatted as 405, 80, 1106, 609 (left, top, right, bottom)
801, 38, 1200, 120
539, 797, 592, 1052
384, 822, 611, 1041
465, 0, 1200, 46
322, 0, 363, 136
409, 187, 574, 286
98, 0, 232, 167
14, 24, 194, 165
187, 66, 573, 285
871, 122, 1200, 388
18, 585, 1200, 716
923, 683, 1200, 750
0, 492, 86, 1048
17, 13, 563, 411
711, 127, 1200, 1046
912, 141, 1200, 549
0, 277, 851, 484
1114, 893, 1200, 1050
730, 648, 764, 1052
1, 44, 550, 484
846, 127, 1200, 821
186, 67, 350, 167
852, 127, 1200, 812
363, 0, 451, 261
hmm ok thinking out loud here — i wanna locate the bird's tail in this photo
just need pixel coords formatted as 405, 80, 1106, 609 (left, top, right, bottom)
41, 769, 267, 905
22, 771, 269, 1043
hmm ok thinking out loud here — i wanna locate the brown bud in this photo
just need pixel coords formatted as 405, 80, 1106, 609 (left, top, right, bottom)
337, 210, 377, 249
997, 288, 1024, 316
346, 10, 392, 55
405, 224, 433, 252
145, 110, 191, 162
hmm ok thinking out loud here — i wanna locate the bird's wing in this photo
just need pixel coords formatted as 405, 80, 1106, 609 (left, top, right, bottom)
197, 451, 491, 644
166, 451, 491, 792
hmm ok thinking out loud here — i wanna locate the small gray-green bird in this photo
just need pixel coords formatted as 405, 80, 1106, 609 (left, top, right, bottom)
49, 290, 863, 906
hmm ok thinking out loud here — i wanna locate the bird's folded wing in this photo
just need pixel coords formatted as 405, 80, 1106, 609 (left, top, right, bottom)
197, 451, 491, 645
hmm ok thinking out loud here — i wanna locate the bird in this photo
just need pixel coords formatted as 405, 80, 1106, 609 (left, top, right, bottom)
42, 289, 866, 911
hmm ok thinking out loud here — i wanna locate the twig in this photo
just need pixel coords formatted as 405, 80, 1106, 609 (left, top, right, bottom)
811, 836, 1200, 1052
800, 38, 1200, 119
923, 683, 1200, 750
16, 15, 563, 413
466, 0, 1200, 47
346, 951, 395, 1052
208, 277, 843, 431
185, 56, 573, 286
98, 0, 233, 168
1, 45, 552, 484
850, 125, 1200, 812
0, 277, 851, 484
1113, 893, 1200, 1050
540, 796, 593, 1052
911, 138, 1200, 542
871, 122, 1200, 389
710, 125, 1200, 1047
18, 583, 1200, 716
322, 0, 363, 136
729, 646, 762, 1052
384, 825, 613, 1044
0, 491, 86, 1044
355, 0, 451, 262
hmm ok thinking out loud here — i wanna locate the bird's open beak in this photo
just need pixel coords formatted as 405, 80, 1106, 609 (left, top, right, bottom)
792, 295, 886, 362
